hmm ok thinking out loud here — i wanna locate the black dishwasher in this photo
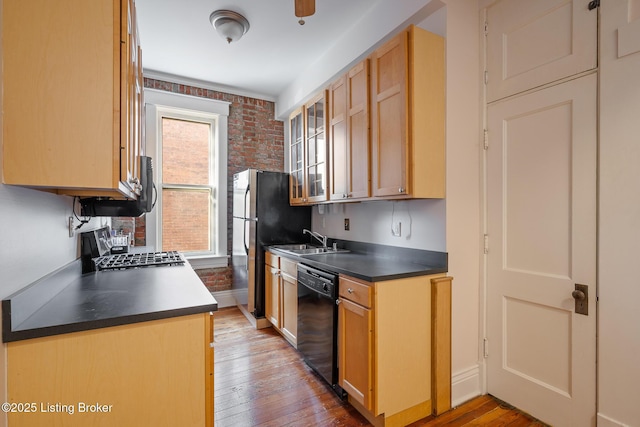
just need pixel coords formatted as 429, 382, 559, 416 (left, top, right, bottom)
297, 264, 345, 398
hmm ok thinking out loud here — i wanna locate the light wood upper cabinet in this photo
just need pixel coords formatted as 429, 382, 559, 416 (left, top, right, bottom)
370, 25, 445, 199
122, 0, 144, 195
2, 0, 143, 199
329, 60, 371, 201
329, 76, 348, 200
289, 92, 329, 205
289, 108, 306, 205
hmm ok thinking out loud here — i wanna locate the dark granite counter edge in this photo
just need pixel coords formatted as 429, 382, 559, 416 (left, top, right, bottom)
268, 239, 448, 282
2, 257, 219, 343
3, 302, 217, 343
269, 249, 447, 282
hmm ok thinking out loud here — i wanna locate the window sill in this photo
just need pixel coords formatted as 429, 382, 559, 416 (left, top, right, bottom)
186, 254, 229, 270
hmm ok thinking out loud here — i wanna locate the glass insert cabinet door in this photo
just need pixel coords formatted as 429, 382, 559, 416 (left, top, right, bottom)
306, 95, 326, 200
288, 91, 328, 205
289, 108, 305, 204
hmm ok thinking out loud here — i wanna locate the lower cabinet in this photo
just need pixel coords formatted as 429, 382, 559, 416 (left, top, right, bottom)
280, 260, 298, 345
265, 253, 281, 329
339, 286, 374, 410
338, 273, 452, 426
265, 251, 298, 347
6, 312, 215, 427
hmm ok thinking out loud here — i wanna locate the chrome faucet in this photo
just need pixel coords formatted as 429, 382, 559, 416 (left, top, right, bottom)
303, 229, 328, 249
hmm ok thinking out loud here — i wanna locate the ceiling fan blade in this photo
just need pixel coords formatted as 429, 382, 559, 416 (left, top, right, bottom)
295, 0, 315, 17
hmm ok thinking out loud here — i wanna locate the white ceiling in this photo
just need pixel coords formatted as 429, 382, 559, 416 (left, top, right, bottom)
135, 0, 446, 114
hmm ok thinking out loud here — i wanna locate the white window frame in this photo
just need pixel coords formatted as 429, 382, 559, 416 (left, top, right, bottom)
144, 89, 229, 268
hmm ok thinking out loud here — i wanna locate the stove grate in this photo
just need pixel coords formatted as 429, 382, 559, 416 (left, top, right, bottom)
94, 251, 186, 271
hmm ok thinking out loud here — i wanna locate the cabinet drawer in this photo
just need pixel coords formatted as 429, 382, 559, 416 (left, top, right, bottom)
280, 258, 297, 279
265, 251, 279, 268
339, 276, 372, 308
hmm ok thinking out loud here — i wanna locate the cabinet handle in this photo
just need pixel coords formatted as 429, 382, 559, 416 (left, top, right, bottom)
398, 187, 405, 193
343, 194, 347, 198
347, 288, 353, 294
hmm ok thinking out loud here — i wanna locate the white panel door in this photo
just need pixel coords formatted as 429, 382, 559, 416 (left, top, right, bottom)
486, 74, 596, 426
486, 0, 597, 102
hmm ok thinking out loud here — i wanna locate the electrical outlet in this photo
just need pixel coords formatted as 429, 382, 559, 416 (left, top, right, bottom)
344, 218, 350, 231
392, 221, 402, 237
68, 216, 75, 238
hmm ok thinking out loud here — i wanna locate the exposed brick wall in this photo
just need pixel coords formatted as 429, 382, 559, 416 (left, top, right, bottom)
142, 77, 285, 293
195, 268, 233, 293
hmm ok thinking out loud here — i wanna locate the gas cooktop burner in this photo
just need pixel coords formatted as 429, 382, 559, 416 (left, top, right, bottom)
94, 251, 186, 271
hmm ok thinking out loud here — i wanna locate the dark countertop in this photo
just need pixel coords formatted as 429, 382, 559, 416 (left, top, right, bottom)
2, 259, 218, 343
268, 241, 447, 282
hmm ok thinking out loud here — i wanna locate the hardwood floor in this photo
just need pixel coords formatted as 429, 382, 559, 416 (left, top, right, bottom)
213, 307, 546, 427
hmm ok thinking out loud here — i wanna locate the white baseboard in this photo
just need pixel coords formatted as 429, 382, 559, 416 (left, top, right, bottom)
210, 289, 238, 308
598, 413, 630, 427
451, 364, 482, 407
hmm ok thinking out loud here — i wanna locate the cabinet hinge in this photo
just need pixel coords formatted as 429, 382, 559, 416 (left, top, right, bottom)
483, 234, 489, 254
588, 0, 600, 11
483, 129, 489, 150
484, 70, 488, 85
484, 20, 488, 36
483, 338, 489, 358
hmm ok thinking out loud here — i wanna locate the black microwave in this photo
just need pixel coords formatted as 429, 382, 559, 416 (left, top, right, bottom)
80, 156, 155, 217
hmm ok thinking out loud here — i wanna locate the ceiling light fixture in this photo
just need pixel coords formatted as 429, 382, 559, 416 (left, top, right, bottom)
295, 0, 315, 25
209, 10, 250, 44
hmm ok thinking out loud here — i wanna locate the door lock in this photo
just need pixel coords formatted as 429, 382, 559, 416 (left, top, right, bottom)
572, 284, 588, 315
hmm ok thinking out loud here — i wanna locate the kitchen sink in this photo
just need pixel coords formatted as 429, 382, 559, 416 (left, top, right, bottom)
271, 244, 349, 256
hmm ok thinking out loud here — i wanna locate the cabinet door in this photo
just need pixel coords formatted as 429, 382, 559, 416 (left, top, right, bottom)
289, 108, 306, 204
2, 0, 142, 199
347, 60, 371, 199
329, 75, 349, 200
280, 272, 298, 346
121, 0, 142, 195
205, 312, 214, 427
329, 59, 370, 201
265, 265, 281, 328
305, 92, 329, 203
338, 297, 373, 411
7, 314, 208, 426
370, 30, 409, 197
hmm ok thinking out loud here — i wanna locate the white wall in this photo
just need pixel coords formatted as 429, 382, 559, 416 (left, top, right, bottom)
441, 0, 483, 405
0, 185, 109, 427
312, 199, 446, 251
598, 2, 640, 425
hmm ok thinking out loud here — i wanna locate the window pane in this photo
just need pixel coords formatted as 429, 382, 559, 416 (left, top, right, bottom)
307, 136, 316, 165
162, 189, 211, 252
317, 134, 325, 164
162, 118, 210, 185
295, 171, 303, 198
315, 100, 324, 133
307, 104, 316, 136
